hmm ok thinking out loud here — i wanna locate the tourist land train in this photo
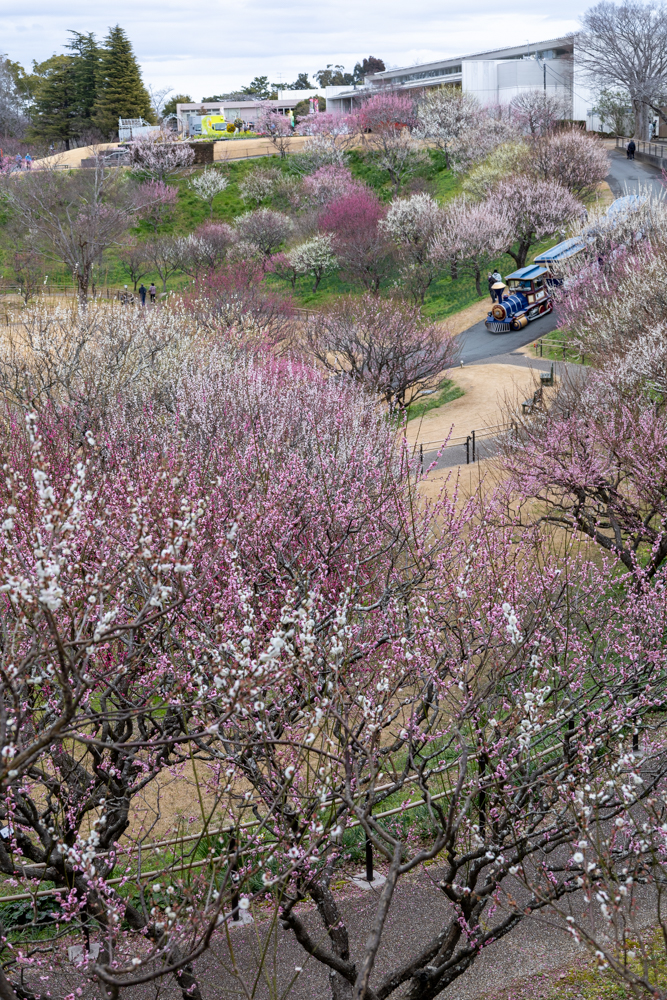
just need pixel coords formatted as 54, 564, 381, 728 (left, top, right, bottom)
484, 194, 644, 334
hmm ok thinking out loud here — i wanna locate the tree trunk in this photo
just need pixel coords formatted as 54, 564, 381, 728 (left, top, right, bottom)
0, 967, 19, 1000
331, 973, 355, 1000
632, 99, 647, 141
474, 268, 483, 296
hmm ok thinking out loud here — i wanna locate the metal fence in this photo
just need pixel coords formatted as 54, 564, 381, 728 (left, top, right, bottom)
615, 135, 667, 166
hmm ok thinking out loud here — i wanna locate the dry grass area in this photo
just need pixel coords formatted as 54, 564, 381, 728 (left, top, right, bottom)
441, 298, 493, 334
404, 362, 547, 452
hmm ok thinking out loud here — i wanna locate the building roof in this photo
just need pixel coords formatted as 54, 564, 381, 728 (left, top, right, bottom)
364, 35, 574, 85
505, 265, 549, 280
534, 238, 586, 262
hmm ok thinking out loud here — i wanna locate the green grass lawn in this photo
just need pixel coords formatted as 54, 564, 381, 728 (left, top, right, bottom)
0, 150, 573, 316
405, 380, 465, 421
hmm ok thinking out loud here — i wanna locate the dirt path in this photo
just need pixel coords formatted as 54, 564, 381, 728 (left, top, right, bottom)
404, 363, 540, 455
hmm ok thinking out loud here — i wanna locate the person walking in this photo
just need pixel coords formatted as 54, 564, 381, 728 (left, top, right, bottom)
149, 282, 156, 304
24, 153, 32, 170
138, 283, 147, 306
627, 139, 636, 160
490, 271, 503, 302
14, 154, 22, 171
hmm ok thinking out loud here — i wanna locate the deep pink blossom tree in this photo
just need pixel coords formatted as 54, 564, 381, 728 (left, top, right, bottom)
319, 189, 393, 293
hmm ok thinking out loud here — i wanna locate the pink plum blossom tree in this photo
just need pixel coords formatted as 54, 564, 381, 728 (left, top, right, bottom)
529, 128, 610, 198
136, 178, 179, 232
302, 164, 365, 207
233, 207, 294, 258
254, 104, 294, 158
509, 88, 569, 135
491, 176, 582, 268
130, 130, 195, 181
501, 361, 667, 578
431, 199, 513, 295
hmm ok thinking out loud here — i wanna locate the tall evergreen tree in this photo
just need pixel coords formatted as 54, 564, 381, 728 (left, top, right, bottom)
27, 55, 79, 149
93, 25, 153, 138
66, 31, 101, 132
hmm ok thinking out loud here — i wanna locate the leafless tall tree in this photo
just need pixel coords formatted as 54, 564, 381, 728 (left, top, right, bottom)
304, 293, 459, 409
578, 0, 667, 139
3, 159, 138, 302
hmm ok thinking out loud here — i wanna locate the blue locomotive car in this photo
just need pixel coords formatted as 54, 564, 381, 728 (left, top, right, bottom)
484, 265, 553, 334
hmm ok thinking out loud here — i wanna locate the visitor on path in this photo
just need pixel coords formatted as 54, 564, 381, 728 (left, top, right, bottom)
490, 270, 503, 300
491, 281, 507, 303
14, 154, 22, 170
627, 139, 636, 160
149, 282, 156, 304
24, 154, 32, 171
139, 283, 147, 306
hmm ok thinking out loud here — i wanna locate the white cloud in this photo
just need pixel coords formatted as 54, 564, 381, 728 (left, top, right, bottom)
3, 0, 581, 100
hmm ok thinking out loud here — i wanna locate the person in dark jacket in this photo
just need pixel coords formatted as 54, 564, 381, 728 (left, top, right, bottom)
139, 283, 147, 306
627, 139, 636, 159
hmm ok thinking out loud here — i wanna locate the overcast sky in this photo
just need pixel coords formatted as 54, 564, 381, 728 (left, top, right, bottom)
3, 0, 583, 100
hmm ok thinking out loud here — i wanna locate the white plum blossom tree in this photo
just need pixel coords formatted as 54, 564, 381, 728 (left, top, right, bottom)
380, 193, 444, 303
188, 168, 229, 217
288, 233, 338, 291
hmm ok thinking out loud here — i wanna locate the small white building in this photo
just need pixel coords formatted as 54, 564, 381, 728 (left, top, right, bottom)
326, 36, 600, 129
176, 96, 311, 136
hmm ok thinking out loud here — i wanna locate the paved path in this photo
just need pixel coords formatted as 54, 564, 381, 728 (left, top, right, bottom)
605, 145, 664, 198
456, 310, 560, 365
456, 148, 663, 368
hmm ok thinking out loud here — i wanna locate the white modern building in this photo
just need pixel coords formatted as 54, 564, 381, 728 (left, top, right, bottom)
326, 36, 600, 129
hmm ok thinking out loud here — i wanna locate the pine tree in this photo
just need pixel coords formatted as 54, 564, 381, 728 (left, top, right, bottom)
27, 55, 79, 149
66, 31, 101, 134
93, 25, 153, 138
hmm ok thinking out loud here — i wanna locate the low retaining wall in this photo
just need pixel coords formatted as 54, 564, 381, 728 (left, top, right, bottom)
615, 136, 667, 171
